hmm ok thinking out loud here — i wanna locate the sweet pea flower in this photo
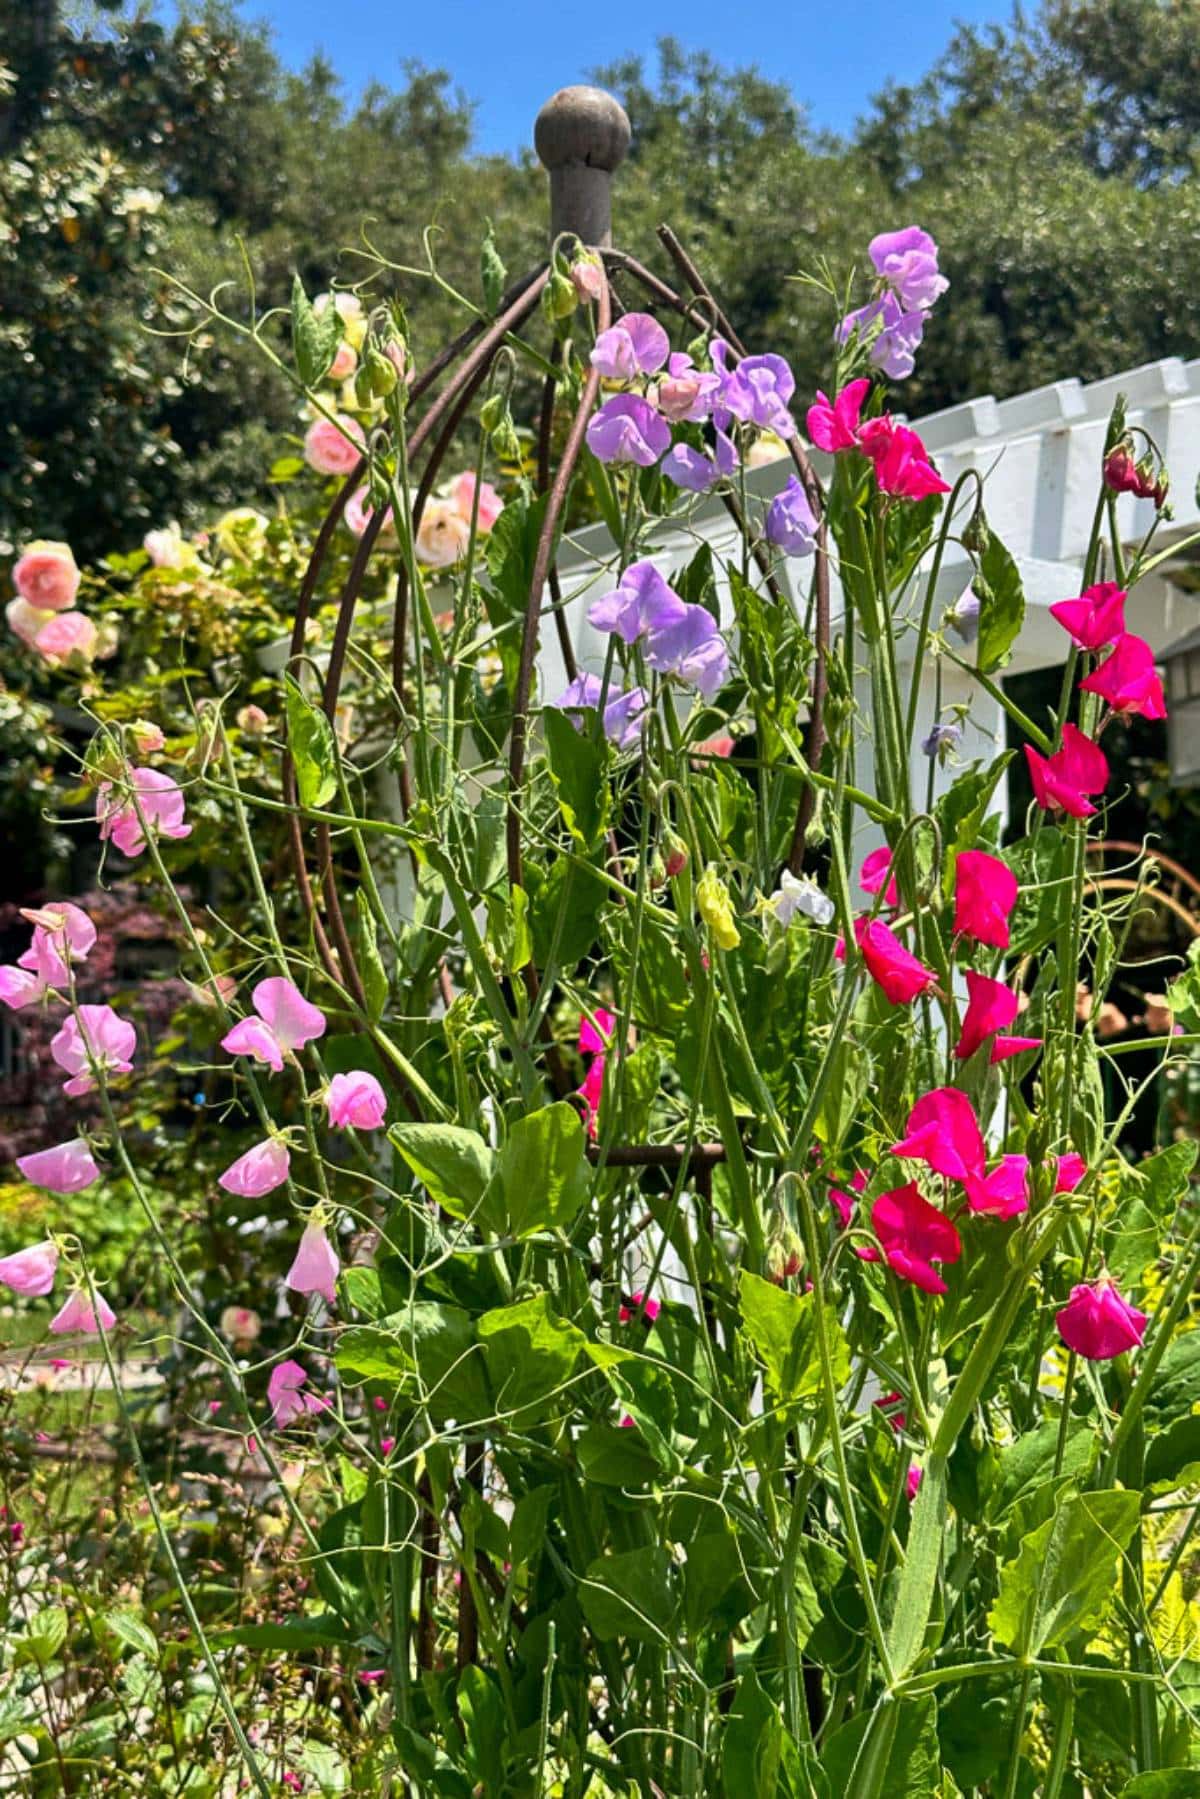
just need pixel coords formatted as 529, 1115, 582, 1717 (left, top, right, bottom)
96, 767, 191, 857
590, 312, 670, 379
643, 601, 730, 698
657, 352, 721, 422
449, 472, 504, 532
953, 849, 1018, 950
221, 976, 326, 1073
869, 227, 949, 312
619, 1290, 661, 1324
712, 339, 796, 438
1049, 582, 1126, 652
218, 1137, 291, 1198
0, 1241, 59, 1298
33, 611, 98, 665
50, 1289, 117, 1335
50, 1005, 136, 1096
860, 846, 899, 908
1054, 1153, 1087, 1193
326, 1070, 388, 1130
344, 486, 397, 544
220, 1305, 261, 1344
765, 476, 817, 556
268, 1359, 329, 1426
906, 1465, 924, 1501
18, 902, 96, 990
858, 417, 951, 499
1079, 633, 1167, 720
286, 1220, 340, 1306
13, 541, 80, 612
806, 379, 871, 453
16, 1138, 99, 1194
303, 414, 365, 477
571, 255, 605, 303
575, 1006, 614, 1139
954, 970, 1024, 1062
948, 586, 981, 644
1024, 724, 1108, 819
870, 1181, 962, 1294
588, 562, 683, 645
1056, 1279, 1148, 1361
965, 1154, 1030, 1219
662, 429, 738, 494
586, 394, 672, 466
837, 291, 926, 381
854, 917, 937, 1005
892, 1086, 986, 1183
550, 673, 650, 751
767, 871, 835, 927
922, 720, 963, 760
0, 967, 48, 1010
588, 562, 728, 697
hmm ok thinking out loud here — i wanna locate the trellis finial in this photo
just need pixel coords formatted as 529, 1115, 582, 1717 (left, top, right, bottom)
534, 84, 631, 248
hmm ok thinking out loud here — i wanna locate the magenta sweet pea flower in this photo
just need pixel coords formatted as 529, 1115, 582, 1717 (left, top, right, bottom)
268, 1359, 329, 1426
1079, 633, 1167, 720
837, 291, 926, 381
892, 1086, 986, 1183
96, 767, 191, 857
218, 1137, 291, 1198
953, 850, 1018, 950
286, 1220, 340, 1306
765, 476, 817, 556
585, 394, 671, 466
1056, 1279, 1147, 1360
326, 1070, 388, 1130
965, 1154, 1030, 1219
712, 339, 796, 437
1054, 1153, 1087, 1193
550, 674, 650, 751
0, 1241, 59, 1297
906, 1464, 924, 1501
221, 976, 326, 1073
954, 970, 1022, 1062
1049, 581, 1126, 652
858, 418, 951, 499
870, 1181, 962, 1294
1024, 724, 1108, 819
590, 311, 670, 379
16, 1138, 99, 1193
575, 1005, 614, 1139
50, 1288, 117, 1335
859, 846, 899, 908
869, 227, 949, 312
50, 1005, 136, 1096
854, 917, 937, 1005
806, 379, 871, 452
619, 1290, 661, 1324
991, 1032, 1043, 1063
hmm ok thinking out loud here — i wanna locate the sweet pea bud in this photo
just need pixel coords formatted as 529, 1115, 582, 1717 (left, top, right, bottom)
541, 270, 578, 323
664, 833, 689, 879
570, 255, 604, 303
1104, 443, 1139, 495
479, 392, 506, 435
686, 331, 709, 367
765, 1213, 804, 1285
355, 346, 398, 405
485, 402, 521, 462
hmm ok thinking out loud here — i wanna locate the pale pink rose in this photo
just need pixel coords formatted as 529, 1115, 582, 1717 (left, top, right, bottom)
415, 500, 470, 569
143, 527, 185, 569
221, 976, 326, 1073
189, 972, 238, 1010
96, 766, 191, 857
267, 1358, 329, 1426
286, 1221, 340, 1305
18, 902, 95, 989
219, 1304, 261, 1343
0, 1241, 59, 1298
0, 966, 48, 1010
34, 611, 98, 665
16, 1138, 99, 1194
329, 341, 358, 382
6, 598, 55, 649
571, 257, 605, 303
326, 1070, 387, 1130
235, 704, 271, 735
50, 1288, 117, 1335
218, 1137, 291, 1198
344, 485, 397, 544
50, 1005, 136, 1096
449, 472, 504, 532
13, 541, 80, 612
130, 720, 165, 755
304, 414, 365, 477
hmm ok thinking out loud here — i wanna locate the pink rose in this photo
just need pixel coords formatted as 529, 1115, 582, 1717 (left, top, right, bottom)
304, 414, 365, 477
34, 611, 97, 665
344, 485, 397, 544
449, 472, 504, 533
6, 599, 54, 648
415, 500, 470, 569
13, 541, 80, 612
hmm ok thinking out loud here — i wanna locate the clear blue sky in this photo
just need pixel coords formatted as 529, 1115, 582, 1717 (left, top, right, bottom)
205, 1, 1013, 156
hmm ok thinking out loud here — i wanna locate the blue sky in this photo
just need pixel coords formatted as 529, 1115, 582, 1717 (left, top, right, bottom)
208, 1, 1013, 155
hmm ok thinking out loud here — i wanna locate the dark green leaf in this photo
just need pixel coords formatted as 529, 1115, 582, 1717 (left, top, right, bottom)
973, 516, 1025, 675
476, 1291, 585, 1421
721, 1668, 784, 1799
284, 675, 338, 809
543, 705, 610, 850
579, 1546, 679, 1643
291, 274, 342, 388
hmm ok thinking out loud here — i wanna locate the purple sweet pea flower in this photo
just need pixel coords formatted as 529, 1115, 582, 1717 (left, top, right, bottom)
662, 428, 739, 494
588, 561, 685, 644
711, 338, 796, 438
869, 227, 949, 313
586, 394, 672, 467
837, 292, 926, 382
644, 603, 730, 699
948, 586, 981, 644
765, 476, 817, 556
921, 720, 963, 760
550, 673, 650, 750
590, 311, 671, 380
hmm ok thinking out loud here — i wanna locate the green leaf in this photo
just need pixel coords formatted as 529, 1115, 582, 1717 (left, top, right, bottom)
721, 1668, 784, 1799
739, 1271, 848, 1408
1166, 939, 1200, 1032
291, 274, 342, 389
476, 1291, 586, 1421
938, 1659, 1027, 1790
457, 1665, 505, 1794
480, 223, 507, 315
15, 1606, 68, 1667
508, 1484, 555, 1569
542, 705, 610, 850
886, 1453, 947, 1679
576, 1419, 667, 1486
492, 1101, 589, 1237
485, 492, 550, 623
336, 1302, 490, 1426
210, 1616, 356, 1651
389, 1122, 495, 1221
819, 1693, 939, 1797
284, 675, 339, 809
936, 758, 1011, 885
1146, 1414, 1200, 1490
101, 1608, 157, 1660
1105, 1142, 1197, 1289
972, 515, 1025, 675
991, 1421, 1095, 1519
354, 890, 390, 1023
989, 1487, 1141, 1655
579, 1545, 679, 1643
1122, 1775, 1200, 1797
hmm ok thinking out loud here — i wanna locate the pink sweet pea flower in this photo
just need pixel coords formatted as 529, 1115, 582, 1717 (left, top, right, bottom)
580, 1006, 616, 1058
327, 1070, 388, 1130
991, 1033, 1043, 1063
0, 965, 49, 1009
13, 541, 80, 612
1049, 582, 1126, 652
303, 414, 366, 476
874, 1390, 906, 1431
860, 846, 899, 908
50, 1288, 117, 1335
286, 1220, 340, 1306
854, 917, 937, 1005
954, 970, 1021, 1062
858, 417, 951, 499
268, 1359, 329, 1426
1079, 633, 1167, 721
449, 471, 504, 532
906, 1465, 924, 1502
892, 1086, 986, 1183
1054, 1153, 1087, 1193
221, 976, 326, 1073
870, 1181, 962, 1294
619, 1290, 661, 1324
50, 1005, 136, 1096
832, 1171, 879, 1261
590, 312, 670, 379
1056, 1279, 1148, 1360
16, 1138, 99, 1194
96, 767, 191, 856
1024, 724, 1108, 819
964, 1153, 1030, 1219
806, 378, 870, 452
18, 902, 96, 989
0, 1241, 59, 1297
218, 1138, 291, 1198
953, 850, 1018, 950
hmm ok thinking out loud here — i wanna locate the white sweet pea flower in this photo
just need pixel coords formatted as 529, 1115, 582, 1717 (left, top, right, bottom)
767, 871, 834, 928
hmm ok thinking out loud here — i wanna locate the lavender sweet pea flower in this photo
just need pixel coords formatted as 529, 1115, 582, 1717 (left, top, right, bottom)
869, 227, 949, 313
948, 585, 981, 644
711, 338, 796, 438
662, 429, 739, 494
922, 721, 963, 760
644, 604, 730, 699
586, 394, 672, 467
590, 312, 670, 380
550, 673, 650, 750
765, 475, 817, 556
838, 292, 926, 381
588, 561, 685, 645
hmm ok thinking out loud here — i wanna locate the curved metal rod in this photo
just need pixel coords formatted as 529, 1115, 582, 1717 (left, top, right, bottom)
537, 369, 579, 682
